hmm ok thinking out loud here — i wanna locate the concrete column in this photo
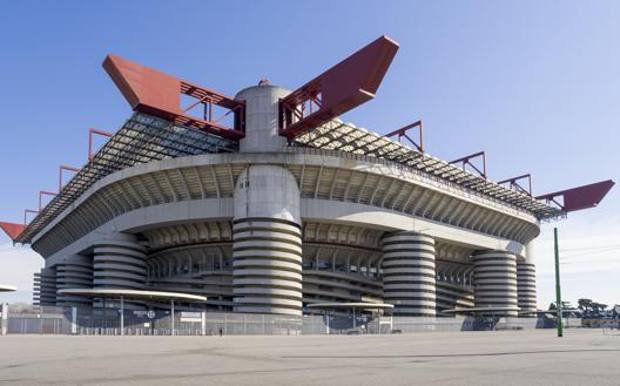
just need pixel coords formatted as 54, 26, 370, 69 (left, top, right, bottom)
201, 312, 206, 336
232, 165, 303, 316
381, 232, 436, 317
235, 83, 290, 153
517, 244, 537, 315
120, 296, 124, 336
93, 233, 147, 290
473, 251, 518, 316
170, 299, 175, 336
0, 303, 7, 336
71, 306, 77, 334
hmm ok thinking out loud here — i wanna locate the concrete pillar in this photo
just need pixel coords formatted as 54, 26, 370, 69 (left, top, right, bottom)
0, 303, 7, 336
120, 296, 124, 336
381, 232, 436, 317
93, 233, 147, 290
517, 243, 537, 315
473, 250, 518, 316
170, 299, 175, 336
232, 165, 303, 316
201, 312, 206, 336
71, 306, 78, 334
235, 83, 290, 153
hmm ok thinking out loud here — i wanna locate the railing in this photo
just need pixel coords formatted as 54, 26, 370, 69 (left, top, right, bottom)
4, 306, 545, 336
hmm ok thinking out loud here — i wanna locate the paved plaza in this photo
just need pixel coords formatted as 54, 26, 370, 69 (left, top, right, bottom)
1, 329, 619, 385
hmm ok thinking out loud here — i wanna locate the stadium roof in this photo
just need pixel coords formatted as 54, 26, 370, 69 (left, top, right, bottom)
15, 113, 236, 244
57, 288, 207, 302
5, 36, 613, 245
15, 113, 565, 244
295, 119, 563, 219
0, 285, 17, 292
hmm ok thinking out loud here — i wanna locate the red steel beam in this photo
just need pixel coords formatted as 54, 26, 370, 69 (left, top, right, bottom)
279, 35, 400, 139
0, 221, 26, 241
449, 151, 487, 178
88, 128, 113, 160
59, 165, 80, 191
384, 120, 424, 153
103, 54, 245, 140
536, 179, 615, 213
498, 173, 532, 196
39, 191, 57, 211
24, 209, 38, 226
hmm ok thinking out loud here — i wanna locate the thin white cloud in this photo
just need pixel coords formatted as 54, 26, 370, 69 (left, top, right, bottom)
0, 243, 43, 303
534, 213, 620, 308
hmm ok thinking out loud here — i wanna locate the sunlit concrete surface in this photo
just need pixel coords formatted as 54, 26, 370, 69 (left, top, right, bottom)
1, 329, 620, 385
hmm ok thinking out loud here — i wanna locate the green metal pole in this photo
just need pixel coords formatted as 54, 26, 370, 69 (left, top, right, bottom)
554, 227, 563, 337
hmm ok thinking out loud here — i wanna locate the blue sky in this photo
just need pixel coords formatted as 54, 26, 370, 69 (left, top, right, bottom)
1, 1, 618, 307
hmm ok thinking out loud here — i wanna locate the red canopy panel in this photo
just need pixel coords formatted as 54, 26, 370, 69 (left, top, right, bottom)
536, 179, 615, 212
279, 35, 400, 139
103, 55, 245, 140
0, 221, 25, 241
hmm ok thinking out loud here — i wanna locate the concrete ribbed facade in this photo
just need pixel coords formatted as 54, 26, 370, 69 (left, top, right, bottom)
301, 224, 383, 305
28, 83, 541, 323
473, 251, 518, 316
381, 233, 436, 316
93, 235, 147, 290
232, 219, 303, 315
33, 267, 57, 307
55, 257, 93, 306
435, 281, 475, 312
232, 164, 303, 316
517, 262, 537, 314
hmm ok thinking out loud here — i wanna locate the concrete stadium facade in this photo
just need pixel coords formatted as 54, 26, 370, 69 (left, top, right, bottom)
29, 83, 541, 318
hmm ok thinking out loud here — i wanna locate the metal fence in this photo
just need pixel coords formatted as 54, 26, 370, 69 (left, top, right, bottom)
3, 305, 544, 336
5, 307, 305, 336
7, 312, 71, 334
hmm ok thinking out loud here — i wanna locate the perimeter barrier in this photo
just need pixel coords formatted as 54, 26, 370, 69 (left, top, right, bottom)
5, 306, 546, 336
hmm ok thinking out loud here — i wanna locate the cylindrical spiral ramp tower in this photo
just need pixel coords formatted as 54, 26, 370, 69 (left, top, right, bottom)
93, 233, 147, 290
232, 165, 303, 316
55, 256, 93, 306
517, 260, 537, 315
473, 251, 519, 316
33, 267, 57, 307
381, 232, 436, 316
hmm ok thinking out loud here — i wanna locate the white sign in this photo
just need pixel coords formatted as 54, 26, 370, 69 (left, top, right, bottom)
180, 312, 202, 322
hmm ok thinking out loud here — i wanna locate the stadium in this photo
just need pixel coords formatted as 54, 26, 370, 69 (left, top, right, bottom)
0, 35, 614, 330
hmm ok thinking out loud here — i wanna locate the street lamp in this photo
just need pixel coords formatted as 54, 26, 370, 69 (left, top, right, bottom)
537, 180, 615, 338
554, 227, 563, 337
